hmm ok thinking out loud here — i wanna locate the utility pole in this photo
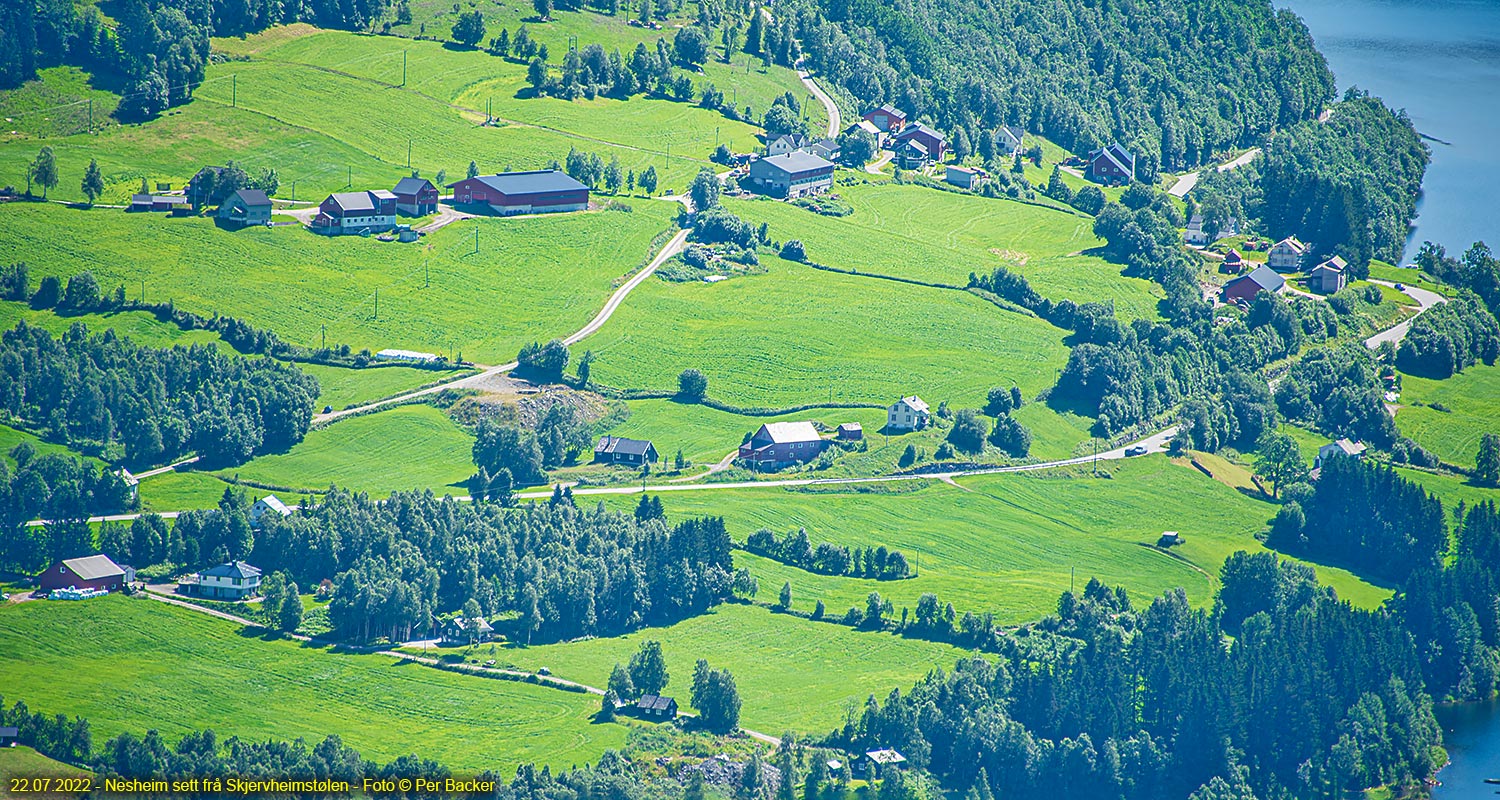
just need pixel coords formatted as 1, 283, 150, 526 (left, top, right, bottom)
347, 165, 352, 188
374, 289, 378, 321
402, 50, 408, 86
321, 324, 326, 350
232, 74, 237, 108
290, 181, 296, 202
407, 138, 412, 169
425, 258, 429, 287
474, 224, 479, 254
87, 99, 92, 132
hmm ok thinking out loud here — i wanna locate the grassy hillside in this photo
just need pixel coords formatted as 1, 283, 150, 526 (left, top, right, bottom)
0, 595, 623, 773
0, 201, 675, 362
1397, 363, 1500, 469
212, 404, 474, 495
611, 458, 1389, 622
448, 602, 962, 734
0, 746, 90, 800
297, 363, 468, 411
725, 182, 1163, 320
604, 400, 890, 466
0, 302, 226, 350
587, 254, 1071, 409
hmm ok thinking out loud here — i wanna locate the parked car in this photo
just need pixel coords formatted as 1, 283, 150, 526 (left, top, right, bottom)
1125, 445, 1149, 457
537, 666, 551, 676
1394, 283, 1406, 291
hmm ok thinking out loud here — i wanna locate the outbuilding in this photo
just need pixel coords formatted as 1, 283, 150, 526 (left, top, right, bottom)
861, 105, 907, 134
39, 554, 126, 594
0, 727, 17, 747
1309, 256, 1348, 294
1221, 265, 1286, 305
446, 170, 590, 216
746, 152, 835, 199
945, 165, 984, 190
836, 422, 863, 441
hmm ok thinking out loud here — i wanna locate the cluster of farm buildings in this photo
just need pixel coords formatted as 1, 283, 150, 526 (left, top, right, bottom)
1216, 234, 1353, 306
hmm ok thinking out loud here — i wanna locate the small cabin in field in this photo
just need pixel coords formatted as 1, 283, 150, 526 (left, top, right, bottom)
634, 695, 678, 720
594, 436, 659, 466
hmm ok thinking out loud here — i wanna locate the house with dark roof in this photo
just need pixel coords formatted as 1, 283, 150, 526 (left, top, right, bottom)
1222, 265, 1286, 305
446, 170, 589, 216
594, 435, 659, 466
393, 177, 439, 216
634, 695, 679, 720
311, 190, 398, 235
1309, 256, 1348, 294
38, 555, 126, 594
0, 726, 17, 747
895, 139, 930, 169
217, 189, 272, 228
746, 152, 835, 199
1223, 248, 1245, 274
864, 749, 907, 775
1086, 143, 1135, 185
808, 137, 840, 161
893, 123, 946, 163
739, 421, 825, 468
191, 561, 262, 600
862, 105, 908, 134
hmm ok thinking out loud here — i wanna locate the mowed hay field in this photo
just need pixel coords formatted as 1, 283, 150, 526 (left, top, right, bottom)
488, 603, 963, 734
1396, 363, 1500, 469
613, 457, 1389, 623
0, 596, 624, 773
0, 202, 676, 362
724, 183, 1164, 320
297, 362, 469, 411
605, 400, 891, 466
213, 405, 475, 495
587, 254, 1071, 408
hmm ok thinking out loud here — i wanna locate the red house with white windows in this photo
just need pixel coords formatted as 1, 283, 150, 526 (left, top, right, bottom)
1086, 143, 1136, 185
392, 177, 439, 216
311, 190, 398, 235
738, 421, 825, 469
445, 170, 589, 216
893, 123, 947, 163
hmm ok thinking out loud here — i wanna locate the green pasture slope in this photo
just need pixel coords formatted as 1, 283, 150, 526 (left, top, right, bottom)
453, 602, 963, 735
0, 596, 623, 773
0, 13, 815, 203
0, 201, 675, 363
726, 182, 1164, 321
1397, 362, 1500, 469
587, 253, 1071, 409
603, 400, 891, 467
297, 362, 468, 411
213, 404, 475, 496
615, 457, 1389, 623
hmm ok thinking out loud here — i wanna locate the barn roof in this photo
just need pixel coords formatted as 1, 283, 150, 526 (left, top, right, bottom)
59, 554, 125, 581
393, 177, 435, 194
455, 170, 588, 196
756, 421, 821, 444
756, 152, 835, 175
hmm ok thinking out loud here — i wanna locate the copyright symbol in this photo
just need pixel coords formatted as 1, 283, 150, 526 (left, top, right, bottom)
399, 779, 412, 792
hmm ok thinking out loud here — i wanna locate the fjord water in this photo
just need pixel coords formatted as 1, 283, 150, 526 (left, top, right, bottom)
1432, 700, 1500, 799
1282, 0, 1500, 261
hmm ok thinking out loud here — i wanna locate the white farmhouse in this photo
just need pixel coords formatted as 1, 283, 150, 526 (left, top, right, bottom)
250, 494, 292, 527
887, 396, 931, 431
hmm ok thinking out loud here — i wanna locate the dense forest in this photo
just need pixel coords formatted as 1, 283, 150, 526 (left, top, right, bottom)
1194, 95, 1429, 270
250, 489, 735, 643
791, 0, 1333, 175
0, 321, 319, 467
0, 444, 136, 572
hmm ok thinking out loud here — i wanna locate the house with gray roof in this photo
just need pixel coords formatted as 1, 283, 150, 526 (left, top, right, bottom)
887, 396, 931, 431
447, 170, 589, 216
250, 494, 292, 527
1309, 255, 1348, 294
392, 176, 439, 216
1222, 265, 1286, 305
747, 152, 835, 199
217, 189, 272, 228
594, 435, 659, 466
311, 189, 398, 235
191, 561, 262, 600
739, 421, 825, 468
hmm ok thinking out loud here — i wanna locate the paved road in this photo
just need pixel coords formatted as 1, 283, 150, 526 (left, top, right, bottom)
1167, 147, 1261, 198
865, 150, 893, 174
134, 456, 200, 480
796, 62, 840, 139
1364, 279, 1447, 349
311, 227, 691, 424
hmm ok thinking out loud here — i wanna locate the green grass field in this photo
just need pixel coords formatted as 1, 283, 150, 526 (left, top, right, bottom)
1395, 466, 1500, 511
725, 182, 1162, 320
473, 602, 962, 735
0, 302, 226, 350
138, 469, 242, 512
0, 746, 90, 800
0, 424, 101, 468
0, 201, 675, 362
603, 400, 890, 466
1397, 363, 1500, 469
0, 595, 624, 772
212, 404, 475, 495
586, 253, 1071, 409
297, 363, 469, 410
610, 457, 1388, 622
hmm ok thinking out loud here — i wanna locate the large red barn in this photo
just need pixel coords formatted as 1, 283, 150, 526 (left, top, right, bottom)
38, 555, 127, 593
445, 170, 589, 216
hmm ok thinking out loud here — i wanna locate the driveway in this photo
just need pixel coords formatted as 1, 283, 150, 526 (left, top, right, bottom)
795, 62, 840, 139
1364, 279, 1447, 349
